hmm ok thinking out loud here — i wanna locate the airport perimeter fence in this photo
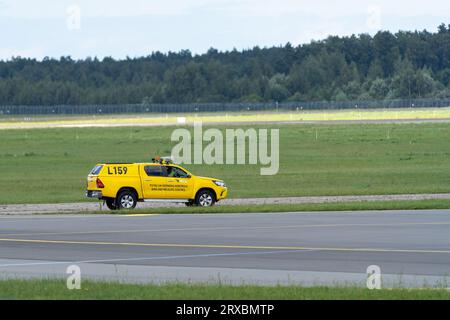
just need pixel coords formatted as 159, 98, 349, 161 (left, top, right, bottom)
0, 98, 450, 115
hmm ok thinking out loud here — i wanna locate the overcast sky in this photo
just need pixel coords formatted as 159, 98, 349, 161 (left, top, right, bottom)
0, 0, 449, 60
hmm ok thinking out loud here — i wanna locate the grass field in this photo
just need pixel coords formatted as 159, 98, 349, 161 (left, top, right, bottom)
1, 107, 450, 128
0, 279, 448, 300
1, 123, 450, 204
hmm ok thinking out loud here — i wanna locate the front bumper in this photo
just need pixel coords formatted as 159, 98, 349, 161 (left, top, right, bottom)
217, 187, 228, 201
86, 190, 103, 199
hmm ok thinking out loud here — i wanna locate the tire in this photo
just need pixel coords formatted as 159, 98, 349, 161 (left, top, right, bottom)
116, 190, 137, 210
195, 189, 216, 207
105, 198, 117, 210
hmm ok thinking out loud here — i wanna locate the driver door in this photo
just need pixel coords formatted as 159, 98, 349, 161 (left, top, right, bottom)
164, 165, 194, 199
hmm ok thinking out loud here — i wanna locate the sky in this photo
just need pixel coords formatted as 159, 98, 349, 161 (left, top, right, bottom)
0, 0, 449, 60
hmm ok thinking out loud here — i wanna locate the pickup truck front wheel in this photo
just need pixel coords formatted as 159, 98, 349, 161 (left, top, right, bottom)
116, 190, 137, 210
195, 190, 216, 207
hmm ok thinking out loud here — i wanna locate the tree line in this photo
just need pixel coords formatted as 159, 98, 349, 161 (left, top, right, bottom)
1, 24, 450, 105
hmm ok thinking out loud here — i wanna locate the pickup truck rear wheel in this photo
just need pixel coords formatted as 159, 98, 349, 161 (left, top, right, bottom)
105, 198, 117, 210
195, 190, 216, 207
116, 190, 137, 210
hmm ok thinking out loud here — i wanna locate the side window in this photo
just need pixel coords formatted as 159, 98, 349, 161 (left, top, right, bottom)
90, 165, 103, 175
144, 165, 167, 177
166, 166, 188, 178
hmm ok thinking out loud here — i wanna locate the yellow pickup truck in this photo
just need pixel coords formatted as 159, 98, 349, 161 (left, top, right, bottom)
86, 158, 228, 210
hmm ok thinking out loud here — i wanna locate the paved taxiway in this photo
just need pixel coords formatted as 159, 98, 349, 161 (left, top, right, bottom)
0, 210, 449, 287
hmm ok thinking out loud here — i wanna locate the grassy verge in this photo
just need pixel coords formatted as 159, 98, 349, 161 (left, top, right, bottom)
80, 199, 450, 215
0, 279, 448, 300
1, 123, 450, 204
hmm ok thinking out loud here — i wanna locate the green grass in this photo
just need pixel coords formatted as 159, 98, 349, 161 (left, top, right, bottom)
0, 279, 448, 300
1, 123, 450, 204
79, 199, 450, 215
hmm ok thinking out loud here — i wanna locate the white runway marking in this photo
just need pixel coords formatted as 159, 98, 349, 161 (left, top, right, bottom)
0, 237, 449, 254
0, 249, 314, 268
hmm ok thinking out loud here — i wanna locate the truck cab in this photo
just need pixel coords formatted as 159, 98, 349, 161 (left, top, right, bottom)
86, 159, 228, 210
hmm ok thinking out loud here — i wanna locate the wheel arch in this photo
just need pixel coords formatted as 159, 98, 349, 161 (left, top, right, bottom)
194, 187, 217, 201
116, 187, 139, 199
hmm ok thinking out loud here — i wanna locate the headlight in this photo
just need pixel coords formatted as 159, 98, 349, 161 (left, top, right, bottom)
213, 180, 226, 187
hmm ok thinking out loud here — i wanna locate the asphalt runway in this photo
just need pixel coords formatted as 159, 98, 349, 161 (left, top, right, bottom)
0, 210, 450, 288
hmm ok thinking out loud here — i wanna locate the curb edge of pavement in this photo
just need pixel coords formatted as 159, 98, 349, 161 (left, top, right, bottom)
2, 193, 450, 215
